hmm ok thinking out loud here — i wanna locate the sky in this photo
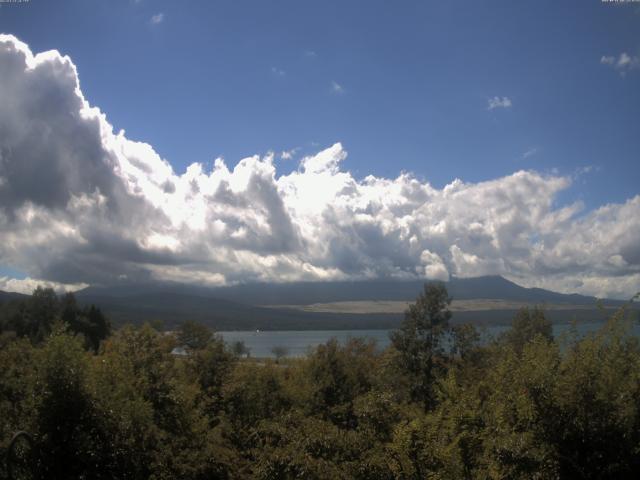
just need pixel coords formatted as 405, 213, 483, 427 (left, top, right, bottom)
0, 0, 639, 299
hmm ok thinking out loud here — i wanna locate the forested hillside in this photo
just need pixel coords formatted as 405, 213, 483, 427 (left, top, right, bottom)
1, 285, 640, 479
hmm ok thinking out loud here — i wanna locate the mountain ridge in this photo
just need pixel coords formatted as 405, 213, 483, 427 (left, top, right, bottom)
2, 276, 631, 331
161, 275, 615, 306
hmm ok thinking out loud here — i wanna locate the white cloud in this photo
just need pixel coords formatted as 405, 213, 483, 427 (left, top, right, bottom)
331, 80, 345, 94
419, 250, 449, 281
150, 13, 164, 25
601, 55, 615, 66
574, 165, 596, 178
522, 147, 538, 160
0, 276, 87, 295
0, 35, 639, 298
271, 66, 285, 77
280, 148, 299, 160
488, 96, 512, 110
601, 52, 640, 74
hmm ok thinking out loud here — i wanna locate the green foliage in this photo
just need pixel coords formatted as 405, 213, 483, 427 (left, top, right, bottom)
227, 363, 291, 427
271, 345, 289, 362
231, 339, 251, 358
450, 322, 481, 360
304, 337, 378, 428
2, 287, 640, 479
34, 329, 101, 479
390, 282, 452, 409
0, 288, 110, 350
0, 339, 38, 457
0, 287, 59, 343
186, 335, 236, 418
500, 306, 553, 354
252, 412, 395, 480
178, 320, 214, 351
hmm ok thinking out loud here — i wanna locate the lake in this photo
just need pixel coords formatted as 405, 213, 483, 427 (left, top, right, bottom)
219, 320, 640, 358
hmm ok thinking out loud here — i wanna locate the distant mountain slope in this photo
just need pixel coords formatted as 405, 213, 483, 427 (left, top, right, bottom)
0, 290, 28, 303
75, 288, 402, 330
76, 276, 631, 329
76, 288, 281, 329
207, 276, 614, 306
3, 276, 631, 331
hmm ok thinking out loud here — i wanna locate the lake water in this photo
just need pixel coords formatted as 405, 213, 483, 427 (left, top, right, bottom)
219, 321, 640, 358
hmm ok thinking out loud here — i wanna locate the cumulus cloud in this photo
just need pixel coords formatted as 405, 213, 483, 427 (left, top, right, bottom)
487, 96, 512, 110
601, 52, 639, 74
150, 13, 164, 25
0, 35, 639, 298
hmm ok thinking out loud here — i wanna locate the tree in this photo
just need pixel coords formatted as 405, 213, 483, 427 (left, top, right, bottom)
22, 287, 59, 343
390, 282, 452, 409
177, 320, 213, 350
271, 345, 289, 363
304, 337, 377, 428
35, 329, 102, 479
186, 336, 236, 418
60, 293, 110, 351
500, 306, 552, 354
59, 292, 79, 326
86, 305, 110, 350
450, 323, 480, 360
231, 340, 250, 358
98, 324, 229, 479
0, 290, 110, 350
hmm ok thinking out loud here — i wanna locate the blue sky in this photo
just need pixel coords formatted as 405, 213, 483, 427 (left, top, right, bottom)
2, 0, 638, 204
0, 1, 639, 297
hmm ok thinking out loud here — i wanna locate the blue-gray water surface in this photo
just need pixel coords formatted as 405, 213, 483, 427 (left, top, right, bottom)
219, 321, 640, 358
